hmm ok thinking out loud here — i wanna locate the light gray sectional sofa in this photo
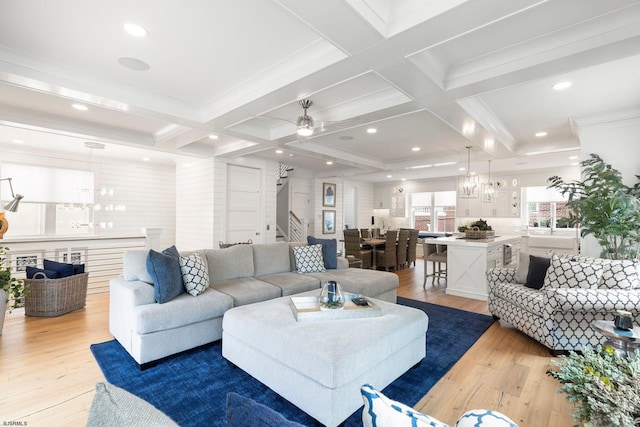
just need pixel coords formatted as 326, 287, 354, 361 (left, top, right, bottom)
488, 254, 640, 354
109, 241, 399, 365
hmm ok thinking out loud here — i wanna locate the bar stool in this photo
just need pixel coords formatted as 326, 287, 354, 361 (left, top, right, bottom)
423, 243, 447, 287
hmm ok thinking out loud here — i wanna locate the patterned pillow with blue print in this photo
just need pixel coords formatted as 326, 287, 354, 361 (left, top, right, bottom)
361, 384, 519, 427
361, 384, 449, 427
293, 244, 326, 274
179, 252, 210, 296
455, 409, 518, 427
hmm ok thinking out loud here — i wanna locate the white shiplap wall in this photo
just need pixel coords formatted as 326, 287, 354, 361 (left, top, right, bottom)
176, 158, 215, 250
0, 150, 177, 249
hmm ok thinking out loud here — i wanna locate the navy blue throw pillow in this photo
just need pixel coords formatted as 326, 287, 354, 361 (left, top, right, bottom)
307, 236, 337, 269
226, 393, 305, 427
525, 255, 551, 289
73, 264, 85, 275
25, 266, 60, 279
146, 245, 184, 304
43, 259, 74, 278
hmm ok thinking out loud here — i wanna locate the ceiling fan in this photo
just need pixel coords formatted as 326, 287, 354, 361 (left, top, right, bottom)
253, 98, 358, 138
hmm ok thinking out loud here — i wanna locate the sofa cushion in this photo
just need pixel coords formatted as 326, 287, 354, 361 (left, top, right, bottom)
43, 259, 74, 278
307, 268, 398, 300
542, 256, 604, 290
490, 281, 546, 316
525, 255, 550, 289
205, 244, 255, 282
134, 287, 233, 334
256, 272, 320, 296
123, 250, 154, 284
179, 252, 210, 296
146, 246, 185, 304
252, 242, 292, 276
293, 244, 326, 273
212, 277, 282, 306
226, 392, 305, 427
307, 236, 338, 269
87, 382, 179, 426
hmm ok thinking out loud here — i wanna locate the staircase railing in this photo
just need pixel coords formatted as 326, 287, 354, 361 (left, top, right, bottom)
289, 210, 307, 243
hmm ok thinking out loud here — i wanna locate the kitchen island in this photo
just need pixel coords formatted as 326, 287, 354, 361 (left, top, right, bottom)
422, 235, 521, 300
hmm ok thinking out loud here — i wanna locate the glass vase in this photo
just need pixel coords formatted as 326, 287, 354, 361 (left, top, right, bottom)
319, 281, 345, 310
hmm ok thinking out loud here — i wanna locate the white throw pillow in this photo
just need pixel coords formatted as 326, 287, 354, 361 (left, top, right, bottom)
361, 384, 449, 427
179, 252, 210, 296
293, 244, 326, 274
455, 409, 518, 427
542, 256, 603, 290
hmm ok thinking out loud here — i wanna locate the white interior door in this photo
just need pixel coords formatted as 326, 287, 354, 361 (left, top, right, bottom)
292, 191, 309, 221
227, 165, 261, 243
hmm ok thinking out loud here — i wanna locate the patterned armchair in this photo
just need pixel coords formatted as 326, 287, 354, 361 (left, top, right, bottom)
487, 255, 640, 354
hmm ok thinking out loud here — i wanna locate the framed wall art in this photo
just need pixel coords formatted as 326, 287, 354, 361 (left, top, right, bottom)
322, 182, 336, 207
322, 210, 336, 234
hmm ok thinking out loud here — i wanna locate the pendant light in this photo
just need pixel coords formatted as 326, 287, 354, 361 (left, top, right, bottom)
484, 160, 496, 202
460, 146, 479, 197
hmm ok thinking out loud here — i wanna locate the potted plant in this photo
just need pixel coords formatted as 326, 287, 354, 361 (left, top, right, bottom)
0, 247, 28, 334
547, 345, 640, 427
458, 218, 494, 238
548, 154, 640, 260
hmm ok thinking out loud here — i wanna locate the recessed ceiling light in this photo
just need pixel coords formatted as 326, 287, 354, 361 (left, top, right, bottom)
411, 147, 420, 152
386, 175, 392, 178
72, 104, 88, 111
568, 155, 578, 160
275, 149, 283, 154
142, 157, 150, 162
535, 131, 548, 137
12, 139, 23, 144
401, 178, 407, 181
552, 81, 572, 91
118, 57, 150, 71
288, 153, 295, 157
124, 23, 148, 37
366, 128, 377, 134
208, 134, 219, 140
326, 161, 333, 165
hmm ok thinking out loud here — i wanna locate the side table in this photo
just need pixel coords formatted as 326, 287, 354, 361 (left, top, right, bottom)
591, 320, 640, 358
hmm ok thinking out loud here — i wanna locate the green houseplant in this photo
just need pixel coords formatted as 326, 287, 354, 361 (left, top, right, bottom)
547, 345, 640, 427
0, 247, 28, 332
548, 154, 640, 260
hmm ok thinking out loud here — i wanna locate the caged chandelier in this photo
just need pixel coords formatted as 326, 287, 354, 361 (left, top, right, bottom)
460, 146, 479, 197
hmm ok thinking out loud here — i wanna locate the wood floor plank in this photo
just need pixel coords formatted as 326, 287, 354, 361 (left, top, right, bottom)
0, 258, 576, 426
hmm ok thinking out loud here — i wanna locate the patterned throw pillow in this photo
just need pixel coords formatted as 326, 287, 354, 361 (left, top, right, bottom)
361, 384, 449, 427
179, 252, 210, 296
598, 259, 639, 290
454, 409, 518, 427
293, 244, 326, 274
542, 256, 604, 290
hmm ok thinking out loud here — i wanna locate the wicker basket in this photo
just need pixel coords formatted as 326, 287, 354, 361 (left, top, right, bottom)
464, 228, 495, 239
24, 272, 89, 317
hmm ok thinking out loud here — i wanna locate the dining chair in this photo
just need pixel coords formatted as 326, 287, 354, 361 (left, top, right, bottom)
374, 230, 398, 271
396, 229, 409, 270
360, 228, 371, 239
423, 243, 447, 287
344, 229, 372, 269
406, 229, 418, 267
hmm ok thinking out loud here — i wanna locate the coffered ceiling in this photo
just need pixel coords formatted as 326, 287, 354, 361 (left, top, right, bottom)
0, 0, 638, 181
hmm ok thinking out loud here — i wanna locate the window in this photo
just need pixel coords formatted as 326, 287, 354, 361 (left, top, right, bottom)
524, 186, 572, 230
1, 163, 94, 237
411, 191, 456, 233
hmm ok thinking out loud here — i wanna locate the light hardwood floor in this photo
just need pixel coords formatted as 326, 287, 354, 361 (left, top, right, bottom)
0, 259, 577, 426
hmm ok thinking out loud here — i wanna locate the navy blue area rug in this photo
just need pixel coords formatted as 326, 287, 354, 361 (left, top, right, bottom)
90, 298, 494, 426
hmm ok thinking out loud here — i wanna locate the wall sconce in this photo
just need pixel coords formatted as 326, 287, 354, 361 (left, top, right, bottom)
0, 177, 24, 212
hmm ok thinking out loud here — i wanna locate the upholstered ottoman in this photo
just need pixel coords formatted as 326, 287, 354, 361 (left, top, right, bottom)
222, 291, 428, 427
